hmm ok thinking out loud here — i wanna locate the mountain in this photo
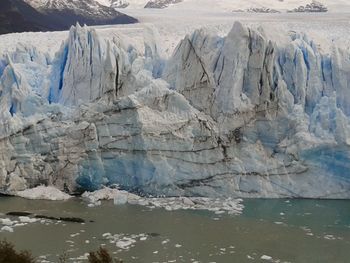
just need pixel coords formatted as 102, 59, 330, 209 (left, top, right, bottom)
0, 0, 137, 35
97, 0, 130, 8
96, 0, 184, 9
29, 0, 138, 27
0, 0, 58, 35
288, 1, 328, 12
111, 0, 130, 8
0, 23, 349, 198
144, 0, 183, 9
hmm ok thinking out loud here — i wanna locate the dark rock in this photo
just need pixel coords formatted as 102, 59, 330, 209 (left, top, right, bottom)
59, 217, 85, 223
6, 212, 33, 217
34, 215, 85, 223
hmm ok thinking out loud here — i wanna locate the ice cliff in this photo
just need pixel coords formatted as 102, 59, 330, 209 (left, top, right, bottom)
0, 22, 349, 198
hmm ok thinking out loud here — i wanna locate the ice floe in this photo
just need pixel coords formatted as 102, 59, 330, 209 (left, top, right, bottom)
83, 187, 244, 215
16, 186, 71, 201
101, 232, 150, 250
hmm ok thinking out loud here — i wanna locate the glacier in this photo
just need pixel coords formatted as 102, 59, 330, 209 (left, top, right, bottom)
0, 22, 349, 198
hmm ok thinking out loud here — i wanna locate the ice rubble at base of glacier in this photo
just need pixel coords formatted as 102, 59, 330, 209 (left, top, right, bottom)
0, 22, 349, 199
82, 187, 244, 214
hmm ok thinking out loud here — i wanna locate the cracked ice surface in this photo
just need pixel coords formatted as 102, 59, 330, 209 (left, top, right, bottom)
0, 21, 349, 199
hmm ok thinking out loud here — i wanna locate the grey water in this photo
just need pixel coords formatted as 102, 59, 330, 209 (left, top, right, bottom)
0, 197, 349, 263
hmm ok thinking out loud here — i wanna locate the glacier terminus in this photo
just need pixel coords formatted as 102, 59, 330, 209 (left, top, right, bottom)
0, 21, 349, 199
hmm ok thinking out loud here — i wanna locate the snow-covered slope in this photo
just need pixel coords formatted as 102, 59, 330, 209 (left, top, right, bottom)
22, 0, 138, 28
144, 0, 183, 9
0, 21, 349, 198
26, 0, 118, 15
96, 0, 131, 8
96, 0, 146, 8
24, 0, 136, 19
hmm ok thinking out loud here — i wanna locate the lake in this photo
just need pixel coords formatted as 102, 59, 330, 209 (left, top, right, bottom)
0, 197, 349, 263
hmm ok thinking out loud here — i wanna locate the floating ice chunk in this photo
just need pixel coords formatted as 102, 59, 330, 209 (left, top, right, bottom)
113, 192, 128, 205
162, 239, 169, 244
0, 218, 14, 226
260, 255, 273, 261
1, 226, 14, 232
82, 187, 141, 206
89, 201, 102, 207
82, 187, 119, 202
215, 210, 225, 215
74, 254, 89, 260
102, 233, 150, 250
70, 233, 80, 238
116, 239, 136, 249
14, 223, 26, 227
19, 216, 37, 223
16, 186, 71, 201
324, 234, 336, 240
102, 232, 112, 238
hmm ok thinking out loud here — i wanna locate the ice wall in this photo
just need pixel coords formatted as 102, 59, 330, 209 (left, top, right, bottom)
0, 22, 349, 198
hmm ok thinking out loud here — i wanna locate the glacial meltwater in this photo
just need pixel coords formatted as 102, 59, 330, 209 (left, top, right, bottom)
0, 197, 349, 263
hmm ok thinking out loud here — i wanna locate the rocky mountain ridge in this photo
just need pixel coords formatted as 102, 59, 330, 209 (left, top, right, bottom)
0, 0, 137, 35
